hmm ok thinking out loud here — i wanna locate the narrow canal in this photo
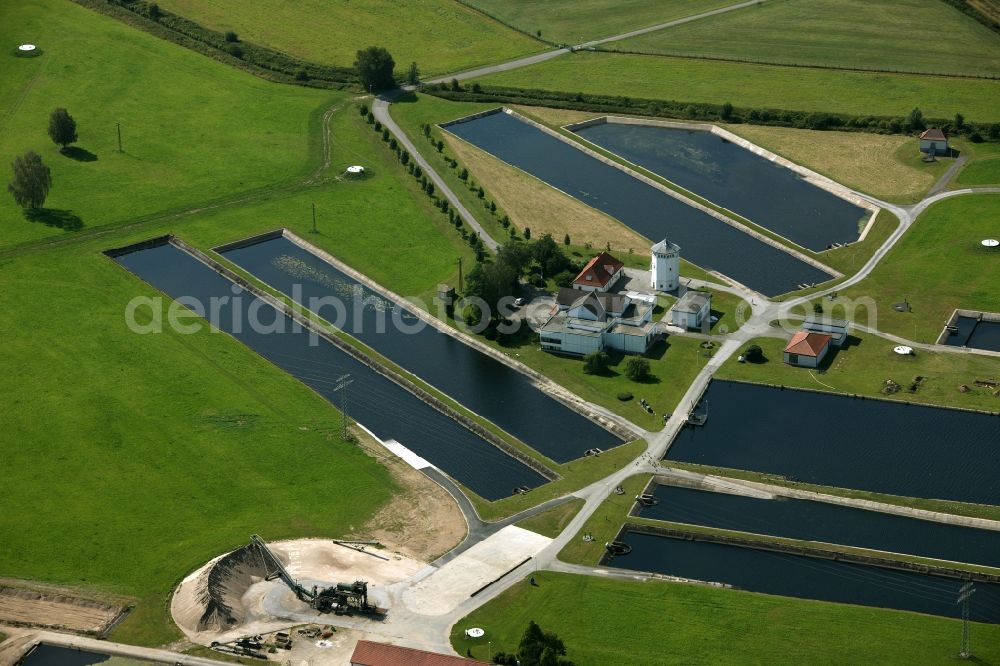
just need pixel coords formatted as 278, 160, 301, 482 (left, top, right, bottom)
443, 111, 833, 296
613, 531, 1000, 623
664, 381, 1000, 505
219, 235, 622, 463
943, 316, 1000, 352
112, 241, 547, 500
572, 123, 868, 252
637, 483, 1000, 568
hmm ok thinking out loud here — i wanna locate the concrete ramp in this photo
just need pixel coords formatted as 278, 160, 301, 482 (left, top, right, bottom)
401, 526, 551, 616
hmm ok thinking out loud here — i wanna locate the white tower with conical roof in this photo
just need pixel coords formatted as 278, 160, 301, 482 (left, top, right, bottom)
651, 239, 680, 292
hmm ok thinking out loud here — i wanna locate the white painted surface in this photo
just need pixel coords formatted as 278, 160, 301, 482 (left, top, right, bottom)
382, 439, 433, 470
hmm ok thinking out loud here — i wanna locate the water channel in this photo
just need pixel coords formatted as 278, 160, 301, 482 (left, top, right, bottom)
443, 111, 833, 296
637, 483, 1000, 568
219, 234, 622, 463
613, 531, 1000, 623
112, 241, 547, 500
573, 122, 868, 252
665, 380, 1000, 505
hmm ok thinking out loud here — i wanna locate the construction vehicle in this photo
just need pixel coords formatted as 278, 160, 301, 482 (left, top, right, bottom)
249, 535, 387, 617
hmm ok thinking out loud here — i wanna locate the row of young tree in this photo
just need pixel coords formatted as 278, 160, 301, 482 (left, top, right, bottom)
7, 108, 80, 210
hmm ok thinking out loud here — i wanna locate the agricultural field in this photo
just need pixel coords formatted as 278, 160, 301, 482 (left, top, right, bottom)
954, 142, 1000, 187
842, 194, 1000, 342
459, 0, 735, 44
452, 571, 1000, 665
155, 0, 542, 76
0, 0, 332, 251
474, 51, 1000, 121
609, 0, 1000, 78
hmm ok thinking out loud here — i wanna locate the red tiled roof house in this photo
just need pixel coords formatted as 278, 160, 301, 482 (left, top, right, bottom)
350, 640, 489, 666
573, 251, 624, 293
919, 128, 949, 155
783, 331, 832, 368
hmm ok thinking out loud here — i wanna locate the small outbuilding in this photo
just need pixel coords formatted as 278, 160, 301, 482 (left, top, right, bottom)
919, 128, 949, 155
670, 290, 712, 330
783, 331, 832, 368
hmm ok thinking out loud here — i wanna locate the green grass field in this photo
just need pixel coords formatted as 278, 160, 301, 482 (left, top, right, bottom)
718, 332, 1000, 412
842, 194, 1000, 341
475, 51, 1000, 121
155, 0, 541, 76
956, 157, 1000, 186
453, 571, 1000, 665
0, 20, 481, 644
610, 0, 1000, 77
460, 0, 735, 44
0, 0, 333, 252
515, 499, 584, 538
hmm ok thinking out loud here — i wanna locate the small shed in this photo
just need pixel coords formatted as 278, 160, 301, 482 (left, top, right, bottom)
670, 290, 712, 330
919, 128, 949, 155
436, 283, 456, 305
783, 331, 832, 368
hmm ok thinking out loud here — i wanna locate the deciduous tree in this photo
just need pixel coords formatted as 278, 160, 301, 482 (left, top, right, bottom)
48, 108, 78, 150
8, 151, 52, 209
354, 46, 395, 92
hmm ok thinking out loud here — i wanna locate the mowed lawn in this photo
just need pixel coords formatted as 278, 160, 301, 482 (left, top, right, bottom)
460, 0, 735, 44
0, 102, 474, 645
718, 333, 1000, 413
610, 0, 1000, 77
842, 194, 1000, 342
475, 51, 1000, 121
155, 0, 541, 76
0, 0, 331, 251
452, 572, 1000, 665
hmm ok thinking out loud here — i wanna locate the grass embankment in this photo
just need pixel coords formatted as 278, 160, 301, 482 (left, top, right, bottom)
452, 571, 1000, 665
717, 333, 1000, 413
474, 51, 1000, 121
842, 194, 1000, 342
155, 0, 542, 76
515, 499, 585, 538
0, 0, 331, 251
609, 0, 1000, 78
460, 0, 735, 44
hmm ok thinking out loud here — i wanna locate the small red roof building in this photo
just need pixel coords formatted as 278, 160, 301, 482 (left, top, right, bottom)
783, 331, 832, 357
919, 128, 948, 141
350, 640, 489, 666
573, 251, 624, 291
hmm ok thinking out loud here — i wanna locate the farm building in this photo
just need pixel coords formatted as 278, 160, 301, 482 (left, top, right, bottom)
670, 290, 712, 330
783, 331, 832, 368
919, 128, 949, 155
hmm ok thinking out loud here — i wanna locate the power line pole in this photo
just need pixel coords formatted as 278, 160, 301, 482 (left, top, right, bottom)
333, 374, 353, 441
116, 123, 122, 153
457, 256, 463, 293
958, 581, 975, 659
311, 203, 317, 234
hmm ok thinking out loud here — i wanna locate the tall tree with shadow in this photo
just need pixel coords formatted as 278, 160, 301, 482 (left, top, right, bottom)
48, 108, 78, 151
8, 151, 51, 210
354, 46, 395, 92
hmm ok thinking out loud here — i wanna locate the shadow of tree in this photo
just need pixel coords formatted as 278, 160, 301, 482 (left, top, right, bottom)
60, 146, 98, 162
24, 207, 84, 231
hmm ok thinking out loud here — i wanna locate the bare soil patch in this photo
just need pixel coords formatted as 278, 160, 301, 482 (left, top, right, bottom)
0, 583, 126, 635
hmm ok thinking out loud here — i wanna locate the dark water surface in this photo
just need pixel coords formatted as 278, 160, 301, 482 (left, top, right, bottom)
113, 242, 546, 500
638, 484, 1000, 568
943, 316, 1000, 352
445, 111, 833, 296
665, 381, 1000, 505
615, 531, 1000, 623
19, 645, 144, 665
220, 235, 621, 463
574, 123, 867, 252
